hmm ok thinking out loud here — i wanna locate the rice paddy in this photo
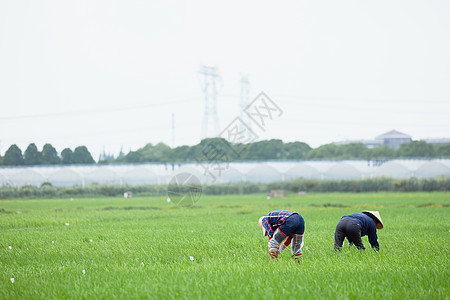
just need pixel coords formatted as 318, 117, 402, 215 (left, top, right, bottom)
1, 192, 449, 299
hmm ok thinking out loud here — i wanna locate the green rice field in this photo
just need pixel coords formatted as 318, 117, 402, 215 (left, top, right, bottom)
1, 192, 449, 299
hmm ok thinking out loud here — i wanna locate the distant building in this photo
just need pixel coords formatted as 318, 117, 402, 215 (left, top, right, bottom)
334, 130, 412, 149
375, 130, 412, 149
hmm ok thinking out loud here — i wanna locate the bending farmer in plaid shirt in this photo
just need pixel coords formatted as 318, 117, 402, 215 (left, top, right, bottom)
258, 210, 305, 261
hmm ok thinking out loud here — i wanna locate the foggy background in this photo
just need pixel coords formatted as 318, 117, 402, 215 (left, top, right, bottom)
1, 0, 449, 160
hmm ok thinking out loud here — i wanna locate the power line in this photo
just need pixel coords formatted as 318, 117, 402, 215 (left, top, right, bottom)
272, 94, 450, 105
219, 93, 450, 105
278, 117, 449, 128
1, 121, 200, 143
239, 74, 252, 140
218, 94, 449, 116
0, 96, 202, 122
275, 98, 450, 117
285, 103, 449, 117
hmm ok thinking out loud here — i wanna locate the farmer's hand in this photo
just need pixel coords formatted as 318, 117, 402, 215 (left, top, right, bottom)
269, 248, 279, 259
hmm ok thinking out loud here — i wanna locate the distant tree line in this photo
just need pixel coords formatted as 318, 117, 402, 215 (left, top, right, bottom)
305, 141, 450, 160
109, 139, 450, 164
0, 144, 95, 166
111, 139, 312, 164
0, 139, 449, 167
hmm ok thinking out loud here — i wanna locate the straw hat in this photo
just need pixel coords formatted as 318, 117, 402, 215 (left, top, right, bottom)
362, 211, 383, 229
258, 216, 268, 236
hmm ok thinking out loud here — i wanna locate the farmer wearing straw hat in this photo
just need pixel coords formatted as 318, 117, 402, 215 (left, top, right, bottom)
334, 211, 383, 251
258, 210, 305, 261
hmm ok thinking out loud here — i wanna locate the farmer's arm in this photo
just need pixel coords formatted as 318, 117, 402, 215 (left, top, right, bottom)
367, 224, 379, 251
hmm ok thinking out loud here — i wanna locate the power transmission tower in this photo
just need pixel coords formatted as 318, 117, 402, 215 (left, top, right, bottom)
239, 74, 251, 140
199, 65, 221, 139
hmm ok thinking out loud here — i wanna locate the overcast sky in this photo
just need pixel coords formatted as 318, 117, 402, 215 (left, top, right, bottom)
1, 0, 449, 160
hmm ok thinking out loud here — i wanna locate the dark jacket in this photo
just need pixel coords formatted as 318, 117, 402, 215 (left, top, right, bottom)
342, 212, 379, 250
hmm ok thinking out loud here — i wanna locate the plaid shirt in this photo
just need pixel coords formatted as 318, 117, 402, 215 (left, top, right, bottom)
261, 210, 295, 238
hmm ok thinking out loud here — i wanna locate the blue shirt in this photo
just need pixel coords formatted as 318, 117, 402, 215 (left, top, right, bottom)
261, 210, 295, 238
342, 212, 379, 249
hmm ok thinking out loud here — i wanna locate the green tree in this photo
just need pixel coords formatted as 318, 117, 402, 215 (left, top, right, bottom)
24, 143, 41, 165
3, 144, 24, 166
138, 142, 172, 162
72, 146, 95, 164
171, 145, 191, 162
398, 141, 435, 157
338, 143, 368, 159
433, 144, 450, 157
61, 148, 73, 164
195, 138, 236, 162
305, 144, 342, 160
41, 144, 61, 165
240, 139, 284, 160
368, 145, 396, 159
281, 142, 312, 159
124, 151, 142, 163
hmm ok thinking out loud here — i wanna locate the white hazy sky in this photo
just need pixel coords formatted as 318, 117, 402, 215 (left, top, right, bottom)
1, 0, 449, 160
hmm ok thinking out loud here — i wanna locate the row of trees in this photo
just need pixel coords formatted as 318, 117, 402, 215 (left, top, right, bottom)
113, 139, 450, 163
0, 139, 449, 166
113, 139, 312, 164
0, 144, 95, 166
305, 141, 450, 160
